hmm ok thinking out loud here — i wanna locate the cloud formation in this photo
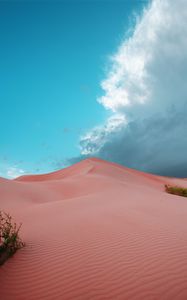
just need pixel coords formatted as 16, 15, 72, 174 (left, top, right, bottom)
80, 114, 126, 155
6, 166, 25, 179
0, 163, 25, 179
79, 0, 187, 176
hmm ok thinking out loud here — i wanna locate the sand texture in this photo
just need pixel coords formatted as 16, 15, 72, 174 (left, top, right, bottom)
1, 158, 187, 300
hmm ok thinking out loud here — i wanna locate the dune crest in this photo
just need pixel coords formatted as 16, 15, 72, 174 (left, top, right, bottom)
1, 158, 187, 300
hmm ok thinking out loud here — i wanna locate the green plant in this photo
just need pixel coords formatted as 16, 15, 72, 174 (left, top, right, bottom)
0, 211, 25, 265
165, 184, 187, 197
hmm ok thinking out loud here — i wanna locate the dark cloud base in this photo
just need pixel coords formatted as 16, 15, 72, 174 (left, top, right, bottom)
58, 103, 187, 178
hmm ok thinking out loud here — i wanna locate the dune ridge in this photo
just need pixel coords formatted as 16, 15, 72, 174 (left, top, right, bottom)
1, 158, 187, 300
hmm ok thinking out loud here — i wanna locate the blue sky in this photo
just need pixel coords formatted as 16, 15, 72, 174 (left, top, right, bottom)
0, 0, 148, 177
2, 0, 187, 178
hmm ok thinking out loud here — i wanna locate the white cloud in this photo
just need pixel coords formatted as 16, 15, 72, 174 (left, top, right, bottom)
80, 114, 126, 155
0, 165, 25, 179
98, 0, 187, 113
79, 0, 187, 176
6, 167, 25, 179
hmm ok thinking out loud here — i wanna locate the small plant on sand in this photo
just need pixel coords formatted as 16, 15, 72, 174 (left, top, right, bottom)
165, 184, 187, 197
0, 211, 25, 265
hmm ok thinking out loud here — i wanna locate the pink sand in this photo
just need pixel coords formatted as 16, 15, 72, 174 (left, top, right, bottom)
1, 158, 187, 299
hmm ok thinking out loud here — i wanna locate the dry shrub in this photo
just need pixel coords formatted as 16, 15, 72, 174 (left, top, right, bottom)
0, 211, 24, 265
165, 184, 187, 197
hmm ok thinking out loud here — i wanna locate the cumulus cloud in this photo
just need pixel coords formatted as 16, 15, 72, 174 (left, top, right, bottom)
76, 0, 187, 177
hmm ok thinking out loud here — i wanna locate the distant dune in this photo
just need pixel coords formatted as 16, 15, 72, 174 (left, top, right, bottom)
1, 158, 187, 299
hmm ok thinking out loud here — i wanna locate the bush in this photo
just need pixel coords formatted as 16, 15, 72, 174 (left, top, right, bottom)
165, 184, 187, 197
0, 211, 25, 265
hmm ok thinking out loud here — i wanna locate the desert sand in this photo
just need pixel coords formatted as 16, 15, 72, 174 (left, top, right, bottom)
0, 158, 187, 300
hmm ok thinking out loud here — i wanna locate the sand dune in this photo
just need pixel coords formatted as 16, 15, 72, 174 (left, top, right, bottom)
1, 158, 187, 299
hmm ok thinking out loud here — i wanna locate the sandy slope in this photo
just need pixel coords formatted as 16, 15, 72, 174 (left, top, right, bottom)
0, 158, 187, 300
